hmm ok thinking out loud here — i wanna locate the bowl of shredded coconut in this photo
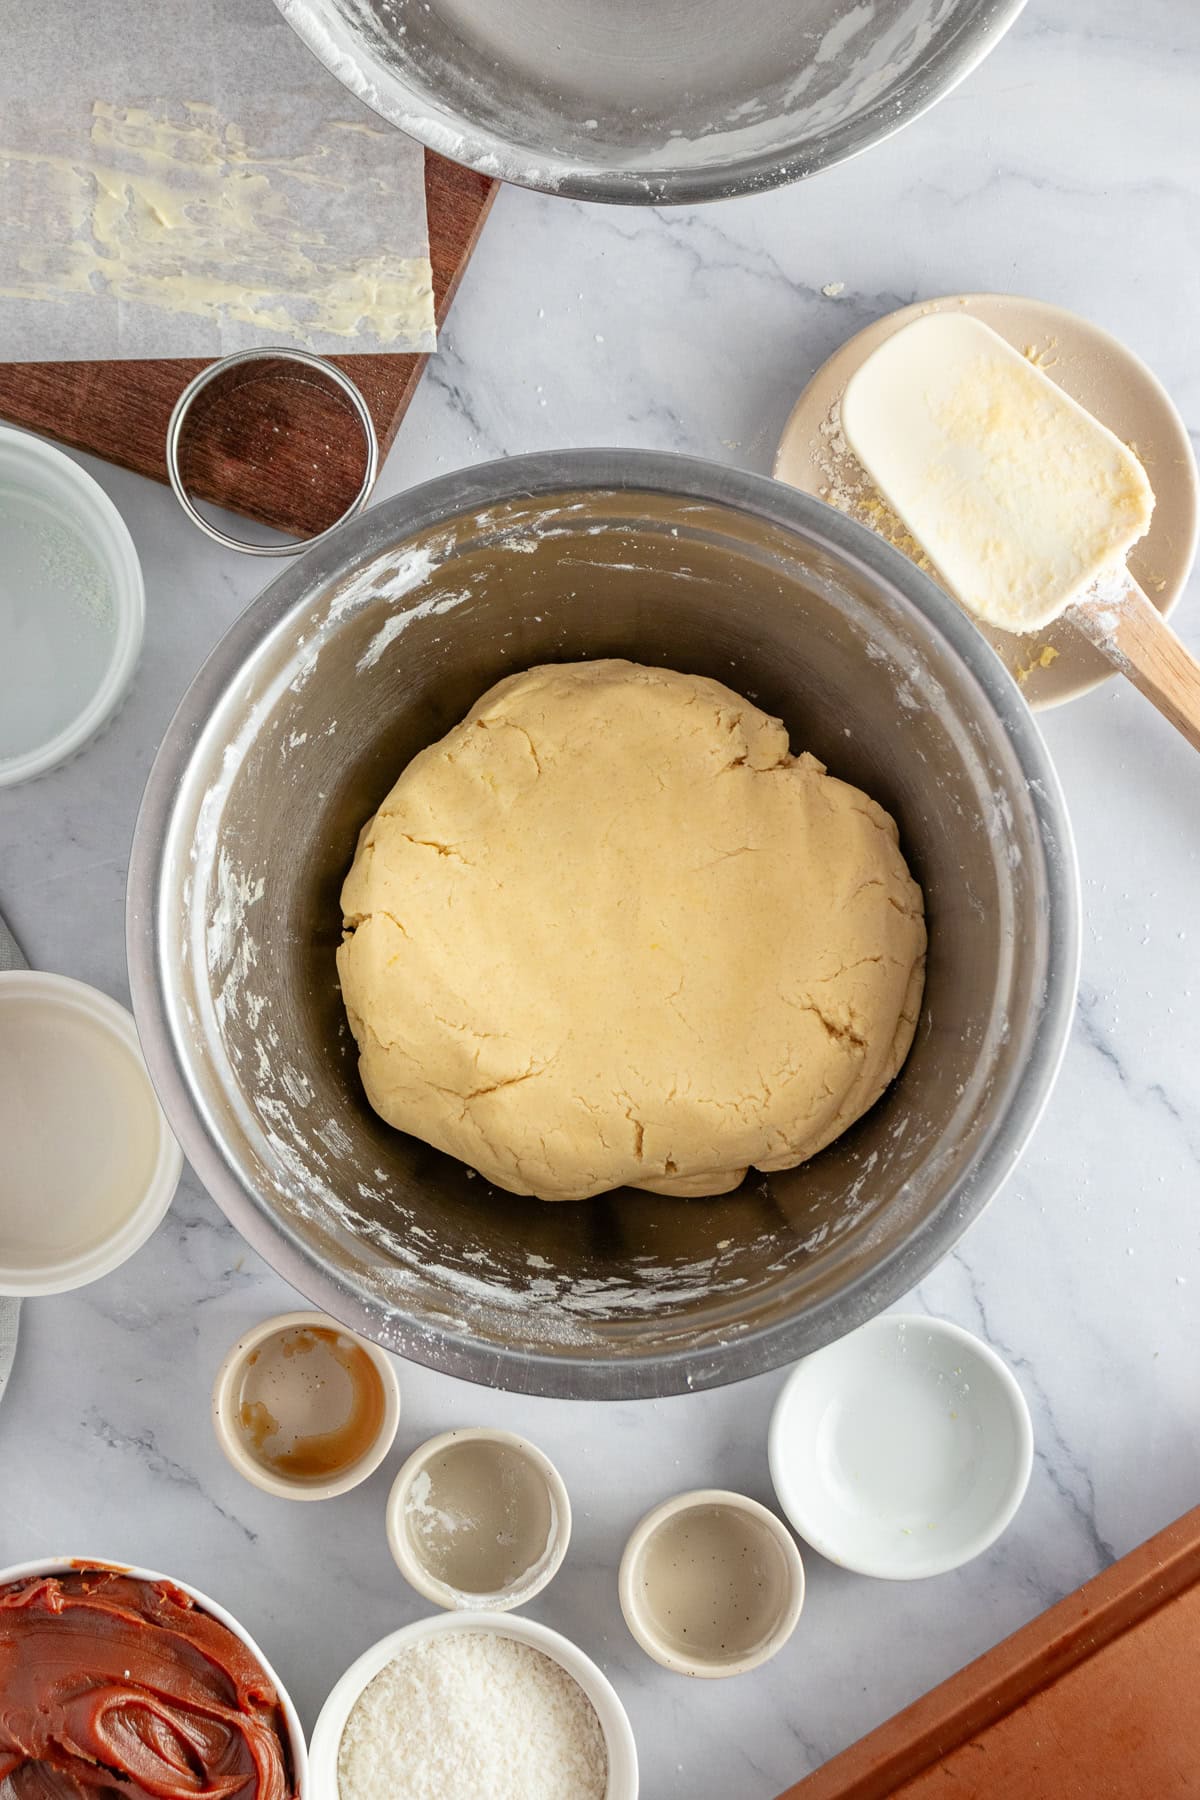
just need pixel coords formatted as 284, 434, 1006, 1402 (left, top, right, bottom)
309, 1612, 637, 1800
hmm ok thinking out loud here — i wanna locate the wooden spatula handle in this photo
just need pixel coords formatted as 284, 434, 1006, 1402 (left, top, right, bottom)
1069, 575, 1200, 753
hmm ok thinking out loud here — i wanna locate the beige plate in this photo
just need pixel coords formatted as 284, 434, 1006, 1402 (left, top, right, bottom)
775, 293, 1199, 709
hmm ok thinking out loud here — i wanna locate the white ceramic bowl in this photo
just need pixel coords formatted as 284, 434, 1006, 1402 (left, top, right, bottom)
0, 1557, 308, 1794
0, 971, 182, 1296
618, 1488, 805, 1678
386, 1427, 571, 1611
310, 1611, 638, 1799
212, 1310, 401, 1501
0, 427, 143, 787
769, 1314, 1034, 1580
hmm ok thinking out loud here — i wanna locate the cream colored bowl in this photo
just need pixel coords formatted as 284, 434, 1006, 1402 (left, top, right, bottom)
212, 1309, 401, 1500
0, 971, 181, 1297
386, 1427, 571, 1610
619, 1488, 805, 1678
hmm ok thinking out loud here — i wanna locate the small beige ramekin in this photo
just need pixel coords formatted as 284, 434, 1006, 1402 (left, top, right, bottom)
619, 1487, 804, 1678
386, 1427, 571, 1611
212, 1310, 400, 1502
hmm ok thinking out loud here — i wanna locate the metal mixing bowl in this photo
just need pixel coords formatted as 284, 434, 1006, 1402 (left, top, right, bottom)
128, 451, 1078, 1400
273, 0, 1026, 203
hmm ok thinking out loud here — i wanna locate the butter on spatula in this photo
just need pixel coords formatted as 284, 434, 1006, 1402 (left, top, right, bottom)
842, 312, 1200, 753
841, 313, 1155, 634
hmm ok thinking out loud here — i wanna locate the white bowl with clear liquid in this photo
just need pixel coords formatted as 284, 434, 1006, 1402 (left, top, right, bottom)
0, 428, 143, 787
768, 1314, 1034, 1579
0, 970, 182, 1295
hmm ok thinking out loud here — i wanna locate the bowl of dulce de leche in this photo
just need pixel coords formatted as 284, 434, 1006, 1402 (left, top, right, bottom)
0, 1561, 307, 1799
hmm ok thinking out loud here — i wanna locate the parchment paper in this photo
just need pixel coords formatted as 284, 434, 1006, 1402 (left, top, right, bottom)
0, 0, 434, 361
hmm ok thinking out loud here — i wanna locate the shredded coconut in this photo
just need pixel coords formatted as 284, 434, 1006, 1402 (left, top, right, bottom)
337, 1633, 608, 1800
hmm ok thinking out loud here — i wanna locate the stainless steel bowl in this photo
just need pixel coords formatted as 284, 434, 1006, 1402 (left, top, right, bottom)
128, 451, 1078, 1399
273, 0, 1026, 204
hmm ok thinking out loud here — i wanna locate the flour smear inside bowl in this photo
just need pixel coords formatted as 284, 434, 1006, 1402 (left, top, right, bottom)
337, 1631, 607, 1800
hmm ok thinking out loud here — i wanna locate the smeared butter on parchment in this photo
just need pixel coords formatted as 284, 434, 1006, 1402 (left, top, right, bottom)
0, 99, 434, 355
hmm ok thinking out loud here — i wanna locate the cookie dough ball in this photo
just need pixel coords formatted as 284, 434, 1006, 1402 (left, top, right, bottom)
338, 660, 925, 1201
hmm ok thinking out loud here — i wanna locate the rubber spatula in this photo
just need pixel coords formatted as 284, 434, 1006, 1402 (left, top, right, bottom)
842, 313, 1200, 751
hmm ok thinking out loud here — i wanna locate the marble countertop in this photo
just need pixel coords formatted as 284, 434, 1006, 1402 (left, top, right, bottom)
1, 2, 1198, 1794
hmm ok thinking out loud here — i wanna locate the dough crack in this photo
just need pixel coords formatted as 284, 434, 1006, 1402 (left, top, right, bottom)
849, 802, 897, 836
793, 995, 869, 1053
504, 717, 543, 774
618, 1100, 646, 1160
346, 907, 409, 939
477, 713, 543, 774
695, 844, 760, 872
398, 832, 470, 863
463, 1055, 556, 1103
428, 1010, 512, 1047
812, 953, 895, 983
845, 878, 885, 904
664, 982, 700, 1037
353, 1013, 421, 1061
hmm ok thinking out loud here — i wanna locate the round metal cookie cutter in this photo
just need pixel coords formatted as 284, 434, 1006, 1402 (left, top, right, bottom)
165, 346, 380, 557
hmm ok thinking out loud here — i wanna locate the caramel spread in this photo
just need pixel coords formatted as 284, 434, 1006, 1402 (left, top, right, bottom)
0, 1570, 296, 1800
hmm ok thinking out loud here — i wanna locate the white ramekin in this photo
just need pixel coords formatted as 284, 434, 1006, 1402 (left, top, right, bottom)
0, 1557, 308, 1794
0, 427, 144, 787
385, 1427, 571, 1610
309, 1611, 638, 1799
768, 1313, 1034, 1579
211, 1310, 401, 1501
618, 1488, 805, 1678
0, 971, 182, 1297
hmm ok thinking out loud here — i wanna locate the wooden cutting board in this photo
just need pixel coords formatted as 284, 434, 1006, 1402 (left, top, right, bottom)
779, 1503, 1200, 1798
0, 152, 496, 538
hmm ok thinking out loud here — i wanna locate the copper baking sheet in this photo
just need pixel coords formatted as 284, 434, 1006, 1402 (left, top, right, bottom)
780, 1504, 1200, 1799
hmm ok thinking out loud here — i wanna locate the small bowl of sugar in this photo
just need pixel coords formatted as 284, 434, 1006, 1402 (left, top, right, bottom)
309, 1612, 638, 1800
385, 1428, 571, 1612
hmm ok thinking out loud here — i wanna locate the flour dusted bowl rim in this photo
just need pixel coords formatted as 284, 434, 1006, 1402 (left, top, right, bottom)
272, 0, 1027, 207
